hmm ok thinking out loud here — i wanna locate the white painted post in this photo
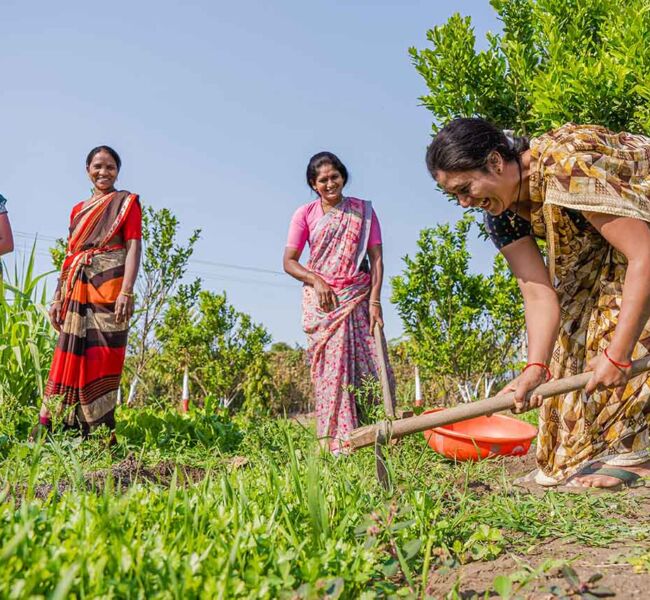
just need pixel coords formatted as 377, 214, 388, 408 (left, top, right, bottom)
127, 376, 139, 407
414, 366, 423, 407
181, 366, 190, 413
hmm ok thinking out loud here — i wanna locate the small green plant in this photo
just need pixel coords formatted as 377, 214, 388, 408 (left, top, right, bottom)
348, 376, 384, 425
549, 566, 615, 599
458, 523, 504, 563
626, 549, 650, 574
492, 558, 567, 599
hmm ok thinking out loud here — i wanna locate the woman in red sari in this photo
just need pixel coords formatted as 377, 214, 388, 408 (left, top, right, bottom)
283, 152, 394, 454
32, 146, 142, 442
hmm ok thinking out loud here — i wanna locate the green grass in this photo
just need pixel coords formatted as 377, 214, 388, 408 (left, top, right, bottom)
0, 244, 56, 406
1, 402, 647, 599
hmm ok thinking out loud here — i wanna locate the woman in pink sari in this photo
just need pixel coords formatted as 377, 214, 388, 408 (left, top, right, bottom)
283, 152, 394, 453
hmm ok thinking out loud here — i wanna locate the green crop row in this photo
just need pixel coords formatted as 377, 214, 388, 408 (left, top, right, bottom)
1, 407, 646, 599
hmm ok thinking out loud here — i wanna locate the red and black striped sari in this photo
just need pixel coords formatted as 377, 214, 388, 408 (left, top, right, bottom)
44, 190, 141, 431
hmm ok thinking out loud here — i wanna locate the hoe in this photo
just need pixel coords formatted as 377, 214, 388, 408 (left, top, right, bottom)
357, 325, 650, 488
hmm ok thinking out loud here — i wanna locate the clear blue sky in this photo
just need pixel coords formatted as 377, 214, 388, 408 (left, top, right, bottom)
1, 0, 500, 344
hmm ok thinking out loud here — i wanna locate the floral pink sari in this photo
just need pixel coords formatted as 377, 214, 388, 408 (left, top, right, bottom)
302, 197, 393, 448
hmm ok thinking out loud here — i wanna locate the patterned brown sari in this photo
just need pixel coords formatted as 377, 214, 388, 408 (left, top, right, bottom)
528, 124, 650, 484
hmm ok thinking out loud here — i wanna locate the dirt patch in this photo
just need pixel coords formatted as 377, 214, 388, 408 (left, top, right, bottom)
86, 454, 206, 489
227, 455, 250, 469
433, 451, 650, 597
500, 450, 538, 481
463, 480, 494, 496
426, 538, 650, 598
17, 454, 207, 502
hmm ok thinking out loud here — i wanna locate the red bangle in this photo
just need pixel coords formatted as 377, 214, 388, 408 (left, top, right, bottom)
604, 348, 632, 369
523, 362, 552, 382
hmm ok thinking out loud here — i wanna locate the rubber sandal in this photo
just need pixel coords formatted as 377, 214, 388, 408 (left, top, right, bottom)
567, 466, 646, 490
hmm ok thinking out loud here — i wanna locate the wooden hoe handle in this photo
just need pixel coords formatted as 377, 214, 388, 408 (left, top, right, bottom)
350, 355, 650, 450
373, 323, 395, 419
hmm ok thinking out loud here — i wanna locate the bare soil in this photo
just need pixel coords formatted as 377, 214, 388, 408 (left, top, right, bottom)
430, 452, 650, 598
426, 538, 650, 599
85, 453, 207, 489
12, 453, 208, 502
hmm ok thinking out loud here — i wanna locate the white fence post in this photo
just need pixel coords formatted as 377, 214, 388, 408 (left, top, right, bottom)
414, 366, 423, 407
181, 366, 190, 413
127, 376, 139, 407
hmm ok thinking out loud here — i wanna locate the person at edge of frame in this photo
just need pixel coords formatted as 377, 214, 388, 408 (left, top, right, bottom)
427, 117, 650, 490
0, 193, 15, 257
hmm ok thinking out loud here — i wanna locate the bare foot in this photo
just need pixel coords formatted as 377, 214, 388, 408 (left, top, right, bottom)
568, 460, 650, 488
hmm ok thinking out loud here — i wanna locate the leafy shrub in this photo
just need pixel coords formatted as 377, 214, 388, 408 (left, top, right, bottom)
392, 215, 525, 404
117, 402, 243, 454
0, 246, 56, 406
267, 343, 313, 415
411, 0, 650, 135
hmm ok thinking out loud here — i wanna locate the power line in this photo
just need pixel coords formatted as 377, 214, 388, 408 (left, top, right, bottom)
10, 245, 300, 291
13, 229, 401, 285
14, 230, 59, 242
187, 270, 299, 289
191, 258, 284, 276
14, 230, 286, 276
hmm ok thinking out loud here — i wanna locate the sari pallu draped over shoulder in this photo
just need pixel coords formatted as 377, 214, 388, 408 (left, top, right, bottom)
45, 191, 140, 430
302, 197, 394, 447
528, 124, 650, 485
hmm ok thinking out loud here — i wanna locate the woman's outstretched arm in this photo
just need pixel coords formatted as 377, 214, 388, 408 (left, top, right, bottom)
497, 236, 560, 411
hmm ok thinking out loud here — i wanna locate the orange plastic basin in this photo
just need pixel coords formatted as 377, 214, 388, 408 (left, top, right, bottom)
422, 409, 537, 461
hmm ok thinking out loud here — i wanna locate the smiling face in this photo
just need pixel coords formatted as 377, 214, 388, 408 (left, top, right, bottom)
434, 152, 516, 216
311, 163, 345, 204
87, 150, 119, 194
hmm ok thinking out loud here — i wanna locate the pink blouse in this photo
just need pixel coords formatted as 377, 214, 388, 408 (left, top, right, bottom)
286, 198, 382, 253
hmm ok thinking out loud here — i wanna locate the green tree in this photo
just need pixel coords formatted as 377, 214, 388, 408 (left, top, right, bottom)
410, 0, 650, 135
151, 289, 272, 412
49, 238, 66, 271
391, 215, 525, 403
130, 207, 201, 378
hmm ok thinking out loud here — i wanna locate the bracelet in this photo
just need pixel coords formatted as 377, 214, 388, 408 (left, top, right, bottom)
370, 300, 381, 306
120, 291, 135, 298
523, 362, 552, 382
604, 348, 632, 369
